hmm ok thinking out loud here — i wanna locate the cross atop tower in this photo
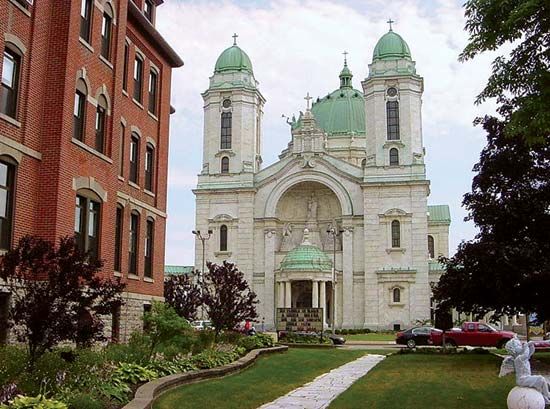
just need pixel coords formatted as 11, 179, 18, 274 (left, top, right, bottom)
232, 33, 238, 45
387, 18, 395, 31
343, 51, 349, 65
304, 92, 313, 111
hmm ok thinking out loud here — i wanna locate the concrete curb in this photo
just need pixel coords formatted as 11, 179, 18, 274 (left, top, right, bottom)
122, 345, 288, 409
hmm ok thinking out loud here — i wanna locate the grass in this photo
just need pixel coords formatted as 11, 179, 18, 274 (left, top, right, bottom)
329, 353, 515, 409
153, 348, 367, 409
345, 333, 395, 342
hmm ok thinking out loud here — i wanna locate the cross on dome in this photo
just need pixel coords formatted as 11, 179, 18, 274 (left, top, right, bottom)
343, 50, 349, 66
304, 92, 313, 111
387, 18, 395, 31
232, 33, 238, 45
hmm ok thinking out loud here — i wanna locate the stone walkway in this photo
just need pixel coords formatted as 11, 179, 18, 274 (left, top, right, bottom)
258, 354, 386, 409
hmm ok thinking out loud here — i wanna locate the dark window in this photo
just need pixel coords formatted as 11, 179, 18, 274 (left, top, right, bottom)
1, 49, 20, 118
391, 220, 400, 248
221, 156, 229, 174
122, 43, 129, 91
73, 80, 87, 141
428, 235, 435, 259
389, 148, 399, 166
220, 225, 228, 252
119, 123, 125, 176
145, 144, 154, 191
393, 288, 401, 303
114, 205, 123, 272
144, 218, 154, 278
386, 100, 400, 140
74, 193, 101, 260
111, 304, 121, 343
100, 7, 113, 60
220, 112, 232, 149
129, 134, 139, 183
95, 96, 107, 153
80, 0, 93, 43
0, 159, 15, 251
144, 0, 154, 22
129, 211, 139, 274
148, 70, 158, 115
0, 293, 9, 345
133, 57, 143, 102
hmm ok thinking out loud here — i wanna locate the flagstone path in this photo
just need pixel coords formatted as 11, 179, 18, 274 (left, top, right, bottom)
258, 354, 386, 409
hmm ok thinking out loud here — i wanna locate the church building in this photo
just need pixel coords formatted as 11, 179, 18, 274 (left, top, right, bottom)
193, 28, 451, 330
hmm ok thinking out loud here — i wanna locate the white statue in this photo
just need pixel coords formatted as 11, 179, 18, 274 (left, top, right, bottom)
500, 337, 550, 407
307, 193, 318, 221
280, 223, 294, 251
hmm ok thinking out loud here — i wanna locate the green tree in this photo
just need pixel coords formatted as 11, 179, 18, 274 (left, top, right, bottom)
143, 301, 190, 359
460, 0, 550, 142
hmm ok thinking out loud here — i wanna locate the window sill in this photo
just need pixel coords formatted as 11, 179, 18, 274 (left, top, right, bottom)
0, 113, 21, 128
118, 175, 125, 182
128, 274, 140, 281
128, 181, 141, 190
99, 55, 114, 70
9, 0, 31, 16
144, 189, 155, 198
147, 111, 158, 121
143, 277, 154, 283
386, 247, 406, 254
122, 89, 129, 97
0, 249, 7, 256
383, 141, 405, 148
132, 99, 144, 110
114, 271, 122, 277
71, 138, 113, 164
79, 37, 94, 53
389, 302, 405, 308
214, 251, 232, 257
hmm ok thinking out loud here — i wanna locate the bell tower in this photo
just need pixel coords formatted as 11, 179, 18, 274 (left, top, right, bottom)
199, 35, 265, 189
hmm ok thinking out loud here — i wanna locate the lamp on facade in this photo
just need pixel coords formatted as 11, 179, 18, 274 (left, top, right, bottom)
192, 229, 213, 319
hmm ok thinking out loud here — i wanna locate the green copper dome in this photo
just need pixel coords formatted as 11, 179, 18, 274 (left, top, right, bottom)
280, 242, 332, 272
373, 30, 412, 61
214, 44, 253, 74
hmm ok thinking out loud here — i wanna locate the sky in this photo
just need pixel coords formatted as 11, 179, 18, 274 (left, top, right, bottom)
156, 0, 502, 266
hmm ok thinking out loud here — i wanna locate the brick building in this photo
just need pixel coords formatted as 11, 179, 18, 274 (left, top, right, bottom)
0, 0, 182, 343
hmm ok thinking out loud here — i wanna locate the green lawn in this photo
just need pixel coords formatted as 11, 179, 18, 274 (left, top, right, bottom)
345, 333, 395, 342
329, 353, 515, 409
154, 348, 368, 409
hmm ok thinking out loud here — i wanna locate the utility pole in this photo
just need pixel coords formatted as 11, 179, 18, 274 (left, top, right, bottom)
192, 229, 212, 320
326, 227, 343, 335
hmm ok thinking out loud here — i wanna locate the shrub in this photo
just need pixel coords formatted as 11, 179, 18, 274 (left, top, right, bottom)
0, 347, 27, 387
192, 330, 215, 353
238, 334, 274, 351
0, 395, 67, 409
279, 332, 329, 344
104, 333, 150, 365
143, 302, 191, 359
97, 380, 131, 404
218, 331, 243, 345
65, 393, 103, 409
189, 348, 242, 370
111, 363, 158, 385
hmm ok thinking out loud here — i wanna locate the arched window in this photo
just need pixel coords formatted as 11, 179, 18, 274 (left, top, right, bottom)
220, 224, 228, 251
386, 100, 400, 140
114, 204, 123, 272
428, 235, 435, 259
75, 189, 101, 260
129, 211, 139, 274
73, 79, 87, 141
95, 95, 108, 153
1, 47, 21, 119
80, 0, 93, 43
145, 144, 155, 191
0, 157, 16, 251
221, 112, 232, 149
144, 0, 155, 23
148, 69, 158, 115
133, 56, 143, 102
393, 288, 401, 303
221, 156, 229, 174
129, 133, 139, 183
101, 3, 114, 60
391, 220, 400, 248
361, 158, 366, 168
389, 148, 399, 166
144, 218, 154, 278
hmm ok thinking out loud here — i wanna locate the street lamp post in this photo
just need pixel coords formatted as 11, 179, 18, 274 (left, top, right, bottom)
192, 229, 212, 320
327, 227, 343, 336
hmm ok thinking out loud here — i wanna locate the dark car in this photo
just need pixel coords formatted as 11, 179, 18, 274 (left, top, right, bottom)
396, 326, 442, 349
329, 334, 346, 345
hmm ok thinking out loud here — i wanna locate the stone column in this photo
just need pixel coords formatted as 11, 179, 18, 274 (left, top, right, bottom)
312, 280, 319, 308
277, 282, 285, 308
264, 229, 277, 328
285, 281, 292, 308
320, 281, 327, 326
342, 227, 354, 327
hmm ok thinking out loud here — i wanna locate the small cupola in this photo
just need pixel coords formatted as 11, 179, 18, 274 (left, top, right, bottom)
339, 52, 353, 89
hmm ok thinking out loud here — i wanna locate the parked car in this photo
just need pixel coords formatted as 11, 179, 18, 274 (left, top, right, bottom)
191, 320, 213, 331
329, 334, 346, 345
396, 326, 442, 349
430, 322, 515, 348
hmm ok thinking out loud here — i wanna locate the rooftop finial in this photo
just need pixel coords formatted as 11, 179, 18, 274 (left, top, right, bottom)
343, 50, 349, 66
304, 92, 313, 111
387, 18, 395, 31
232, 33, 238, 45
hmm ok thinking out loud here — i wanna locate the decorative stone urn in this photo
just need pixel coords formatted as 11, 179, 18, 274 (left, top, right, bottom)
507, 386, 546, 409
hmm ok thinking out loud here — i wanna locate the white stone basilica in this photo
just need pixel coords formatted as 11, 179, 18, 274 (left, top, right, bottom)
193, 29, 451, 330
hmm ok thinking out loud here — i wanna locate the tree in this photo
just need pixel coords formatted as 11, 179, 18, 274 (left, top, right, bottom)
143, 301, 191, 359
0, 235, 125, 366
201, 261, 258, 339
433, 116, 550, 322
164, 274, 202, 321
459, 0, 550, 143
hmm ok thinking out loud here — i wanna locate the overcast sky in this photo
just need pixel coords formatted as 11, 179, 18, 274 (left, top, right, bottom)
156, 0, 501, 266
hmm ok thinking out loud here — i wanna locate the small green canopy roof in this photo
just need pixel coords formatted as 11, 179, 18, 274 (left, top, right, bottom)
280, 232, 332, 272
165, 265, 194, 276
214, 44, 253, 74
428, 205, 451, 224
373, 30, 412, 61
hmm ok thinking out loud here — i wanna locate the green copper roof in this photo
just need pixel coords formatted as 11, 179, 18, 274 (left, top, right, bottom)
165, 265, 195, 276
373, 30, 412, 61
429, 260, 446, 272
214, 44, 253, 74
428, 205, 451, 224
280, 243, 332, 272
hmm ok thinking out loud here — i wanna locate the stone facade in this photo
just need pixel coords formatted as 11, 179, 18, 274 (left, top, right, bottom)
194, 32, 450, 330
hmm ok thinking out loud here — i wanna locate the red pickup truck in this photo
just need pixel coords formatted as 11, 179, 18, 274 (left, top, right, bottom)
431, 322, 515, 348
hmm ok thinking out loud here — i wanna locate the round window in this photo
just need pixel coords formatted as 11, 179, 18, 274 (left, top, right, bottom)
387, 87, 398, 97
222, 99, 232, 108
